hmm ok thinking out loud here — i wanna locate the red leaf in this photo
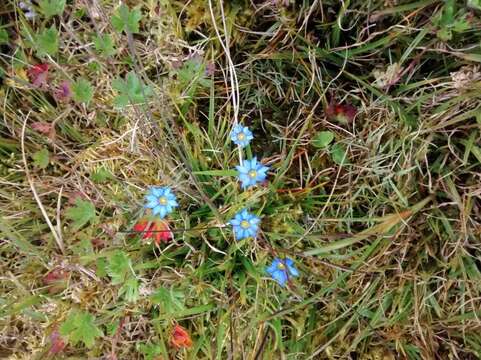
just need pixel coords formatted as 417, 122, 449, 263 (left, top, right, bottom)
49, 329, 67, 354
326, 99, 357, 123
31, 122, 53, 135
170, 324, 192, 349
28, 64, 49, 88
133, 218, 173, 245
43, 268, 69, 294
54, 81, 72, 102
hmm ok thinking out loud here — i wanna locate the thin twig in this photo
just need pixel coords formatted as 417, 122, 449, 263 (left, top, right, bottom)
20, 112, 65, 253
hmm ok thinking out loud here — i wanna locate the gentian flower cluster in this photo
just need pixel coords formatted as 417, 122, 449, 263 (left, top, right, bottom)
135, 123, 300, 294
228, 124, 300, 286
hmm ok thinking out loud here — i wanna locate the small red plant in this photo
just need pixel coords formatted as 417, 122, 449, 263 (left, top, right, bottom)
28, 63, 49, 88
170, 324, 192, 349
43, 268, 69, 294
133, 218, 173, 244
49, 329, 67, 354
54, 81, 72, 102
326, 99, 357, 124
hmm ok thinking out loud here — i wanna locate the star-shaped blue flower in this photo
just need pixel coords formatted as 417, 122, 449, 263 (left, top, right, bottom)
266, 257, 299, 287
230, 124, 253, 148
229, 209, 260, 240
144, 187, 178, 219
236, 157, 269, 189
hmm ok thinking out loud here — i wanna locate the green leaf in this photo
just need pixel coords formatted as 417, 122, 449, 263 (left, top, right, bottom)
453, 17, 470, 33
72, 78, 94, 105
39, 0, 66, 18
112, 71, 153, 108
0, 29, 9, 44
468, 0, 481, 10
111, 4, 142, 34
65, 198, 97, 230
60, 310, 103, 348
119, 277, 139, 303
138, 343, 163, 360
93, 34, 116, 57
106, 250, 132, 285
90, 166, 113, 183
36, 26, 59, 57
177, 59, 211, 89
151, 287, 185, 315
437, 28, 452, 41
312, 131, 334, 148
32, 148, 49, 169
330, 143, 350, 166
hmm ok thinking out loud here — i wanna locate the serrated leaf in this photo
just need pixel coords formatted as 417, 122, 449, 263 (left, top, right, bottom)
112, 71, 152, 108
90, 167, 112, 183
151, 287, 185, 315
0, 29, 9, 44
93, 34, 116, 57
65, 198, 96, 230
111, 4, 142, 34
60, 310, 102, 348
177, 59, 211, 89
106, 250, 132, 285
32, 148, 49, 169
330, 143, 350, 166
39, 0, 66, 18
36, 26, 59, 57
312, 131, 334, 148
71, 78, 93, 105
119, 277, 140, 303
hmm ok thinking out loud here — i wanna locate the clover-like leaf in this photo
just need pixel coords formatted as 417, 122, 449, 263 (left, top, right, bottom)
106, 250, 132, 285
71, 78, 93, 105
60, 310, 103, 348
119, 277, 140, 303
151, 287, 185, 315
112, 71, 153, 108
330, 143, 350, 166
39, 0, 66, 18
312, 131, 334, 148
111, 4, 142, 34
32, 148, 49, 169
65, 198, 97, 230
94, 34, 116, 57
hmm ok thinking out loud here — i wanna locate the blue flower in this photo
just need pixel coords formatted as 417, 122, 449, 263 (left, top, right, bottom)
235, 157, 269, 189
266, 257, 299, 287
229, 209, 260, 240
230, 124, 253, 148
144, 187, 178, 218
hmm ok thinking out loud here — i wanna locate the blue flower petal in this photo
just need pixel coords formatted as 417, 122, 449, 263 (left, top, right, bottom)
151, 187, 163, 197
271, 270, 287, 286
288, 265, 299, 277
146, 201, 159, 209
